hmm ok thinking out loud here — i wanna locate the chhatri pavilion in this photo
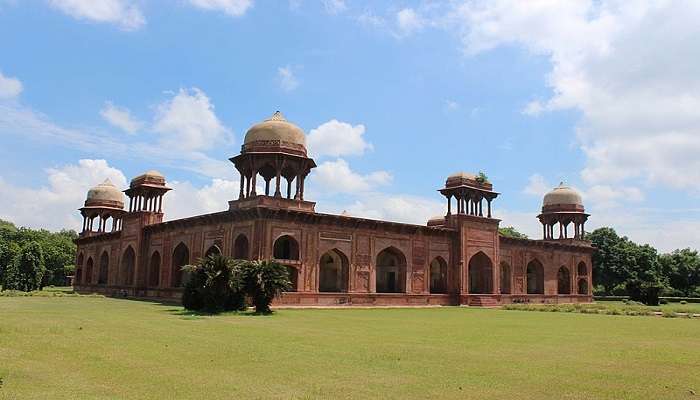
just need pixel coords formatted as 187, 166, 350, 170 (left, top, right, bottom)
73, 112, 593, 306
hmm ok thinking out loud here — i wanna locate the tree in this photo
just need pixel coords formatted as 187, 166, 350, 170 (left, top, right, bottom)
3, 241, 45, 292
0, 241, 20, 288
182, 254, 246, 313
659, 248, 700, 297
241, 260, 291, 314
499, 226, 528, 239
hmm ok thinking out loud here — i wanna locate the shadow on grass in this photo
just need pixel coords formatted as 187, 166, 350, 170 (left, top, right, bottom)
159, 306, 274, 319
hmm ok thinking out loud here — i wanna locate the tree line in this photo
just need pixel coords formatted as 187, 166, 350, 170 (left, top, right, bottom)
0, 219, 77, 291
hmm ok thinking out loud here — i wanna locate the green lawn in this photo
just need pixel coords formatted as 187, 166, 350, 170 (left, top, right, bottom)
1, 297, 699, 400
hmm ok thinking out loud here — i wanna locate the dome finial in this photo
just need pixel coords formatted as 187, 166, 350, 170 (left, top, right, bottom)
269, 111, 286, 121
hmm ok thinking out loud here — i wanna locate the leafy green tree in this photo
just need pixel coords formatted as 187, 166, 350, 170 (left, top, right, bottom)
3, 241, 45, 291
241, 260, 291, 314
0, 241, 21, 288
182, 254, 246, 313
658, 248, 700, 297
499, 226, 528, 239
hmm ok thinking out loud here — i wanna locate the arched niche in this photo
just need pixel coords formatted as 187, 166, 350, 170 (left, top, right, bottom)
557, 266, 571, 294
578, 278, 589, 295
85, 257, 94, 285
233, 234, 250, 260
120, 247, 136, 286
468, 252, 493, 294
205, 245, 221, 258
319, 249, 349, 292
75, 253, 84, 284
171, 242, 190, 288
375, 247, 407, 293
273, 235, 299, 260
577, 261, 587, 276
500, 261, 511, 294
429, 257, 448, 294
149, 251, 161, 288
526, 259, 545, 294
98, 251, 109, 285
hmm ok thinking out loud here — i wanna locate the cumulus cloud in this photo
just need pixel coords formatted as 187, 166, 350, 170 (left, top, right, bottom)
153, 88, 231, 152
307, 119, 373, 158
188, 0, 253, 17
48, 0, 145, 30
277, 65, 299, 92
0, 159, 127, 231
311, 159, 391, 194
0, 71, 22, 99
318, 193, 444, 225
522, 174, 550, 197
451, 1, 700, 192
165, 178, 240, 220
100, 101, 142, 134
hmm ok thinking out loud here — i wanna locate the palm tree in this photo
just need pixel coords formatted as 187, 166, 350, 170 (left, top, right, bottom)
181, 254, 246, 312
241, 260, 291, 314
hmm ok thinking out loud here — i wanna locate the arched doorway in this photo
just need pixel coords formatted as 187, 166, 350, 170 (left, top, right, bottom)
75, 253, 84, 284
233, 234, 249, 260
205, 245, 221, 257
578, 279, 588, 295
526, 259, 544, 294
85, 257, 94, 284
500, 262, 511, 294
376, 247, 406, 293
286, 266, 298, 291
149, 251, 161, 288
171, 243, 190, 287
319, 249, 349, 292
557, 266, 571, 294
120, 247, 135, 286
273, 235, 299, 260
468, 252, 493, 294
98, 251, 109, 285
577, 261, 587, 276
429, 257, 447, 294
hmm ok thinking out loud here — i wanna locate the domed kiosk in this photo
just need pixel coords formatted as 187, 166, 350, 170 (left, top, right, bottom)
80, 179, 126, 234
230, 111, 316, 211
537, 183, 589, 240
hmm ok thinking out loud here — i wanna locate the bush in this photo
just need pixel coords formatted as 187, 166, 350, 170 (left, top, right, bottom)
659, 298, 668, 305
680, 300, 688, 305
626, 279, 663, 306
181, 255, 246, 313
241, 260, 291, 314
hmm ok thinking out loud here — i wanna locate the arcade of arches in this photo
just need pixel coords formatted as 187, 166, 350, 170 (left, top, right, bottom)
73, 112, 594, 306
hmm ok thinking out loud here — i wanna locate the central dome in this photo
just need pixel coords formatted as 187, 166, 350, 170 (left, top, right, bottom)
543, 183, 583, 208
243, 111, 306, 148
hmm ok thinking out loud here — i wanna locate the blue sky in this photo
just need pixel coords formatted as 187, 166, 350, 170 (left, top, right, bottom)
1, 1, 699, 252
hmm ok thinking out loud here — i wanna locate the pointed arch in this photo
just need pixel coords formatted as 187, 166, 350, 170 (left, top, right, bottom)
286, 266, 298, 292
557, 266, 571, 294
376, 246, 407, 293
120, 246, 136, 286
171, 242, 190, 288
85, 257, 94, 285
429, 256, 448, 294
500, 261, 511, 294
233, 234, 250, 260
205, 245, 221, 258
98, 251, 109, 285
468, 252, 493, 294
273, 235, 299, 260
578, 278, 589, 295
149, 251, 161, 288
577, 261, 587, 276
75, 253, 84, 284
319, 249, 349, 292
526, 259, 545, 294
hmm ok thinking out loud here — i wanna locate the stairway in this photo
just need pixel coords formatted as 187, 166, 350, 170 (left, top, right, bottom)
469, 296, 500, 307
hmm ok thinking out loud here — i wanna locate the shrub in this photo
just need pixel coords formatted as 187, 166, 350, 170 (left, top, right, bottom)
241, 260, 291, 314
659, 298, 668, 305
181, 255, 246, 313
680, 300, 687, 305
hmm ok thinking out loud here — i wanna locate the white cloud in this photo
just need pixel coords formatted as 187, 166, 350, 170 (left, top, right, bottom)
0, 159, 127, 231
444, 99, 459, 112
277, 65, 299, 92
307, 119, 373, 158
0, 71, 22, 99
153, 88, 231, 152
100, 101, 142, 134
357, 10, 385, 28
323, 0, 346, 15
165, 178, 240, 220
48, 0, 145, 30
318, 193, 444, 225
522, 174, 550, 197
451, 1, 700, 192
311, 158, 391, 193
396, 8, 424, 37
585, 184, 644, 209
188, 0, 253, 17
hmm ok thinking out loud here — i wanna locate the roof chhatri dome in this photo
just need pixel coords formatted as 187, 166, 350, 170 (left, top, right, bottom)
85, 179, 124, 208
448, 171, 476, 180
543, 182, 583, 208
244, 111, 306, 147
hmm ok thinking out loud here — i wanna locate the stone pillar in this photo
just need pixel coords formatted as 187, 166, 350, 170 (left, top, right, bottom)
274, 170, 281, 197
239, 172, 245, 199
487, 198, 492, 218
250, 170, 258, 196
446, 195, 451, 216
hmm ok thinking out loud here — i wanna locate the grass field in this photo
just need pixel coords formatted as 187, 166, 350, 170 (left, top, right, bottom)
1, 297, 699, 399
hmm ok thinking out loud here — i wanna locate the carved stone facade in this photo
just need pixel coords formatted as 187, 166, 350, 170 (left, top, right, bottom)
73, 112, 594, 306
